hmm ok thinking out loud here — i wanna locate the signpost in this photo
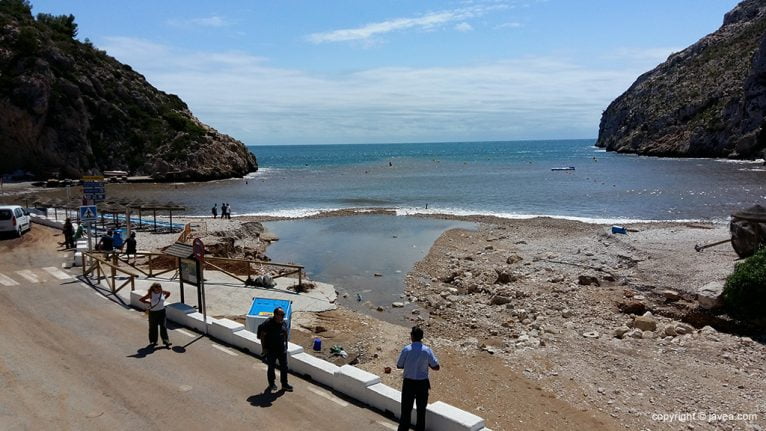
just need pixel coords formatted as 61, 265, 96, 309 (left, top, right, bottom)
79, 205, 98, 253
192, 238, 206, 329
80, 176, 105, 253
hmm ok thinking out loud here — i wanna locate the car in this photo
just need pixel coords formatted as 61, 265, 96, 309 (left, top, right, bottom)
0, 205, 32, 237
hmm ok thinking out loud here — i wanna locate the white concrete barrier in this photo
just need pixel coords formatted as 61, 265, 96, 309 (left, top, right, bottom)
230, 329, 263, 355
209, 318, 245, 345
130, 290, 147, 309
287, 342, 304, 355
288, 352, 339, 387
185, 312, 216, 333
425, 401, 485, 431
333, 365, 381, 404
366, 383, 402, 418
165, 302, 196, 324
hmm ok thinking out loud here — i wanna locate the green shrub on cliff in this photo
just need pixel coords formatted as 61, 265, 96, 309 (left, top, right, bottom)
723, 247, 766, 320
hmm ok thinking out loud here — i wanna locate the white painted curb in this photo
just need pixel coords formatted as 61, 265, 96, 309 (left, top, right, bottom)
426, 401, 485, 431
333, 365, 381, 406
288, 352, 339, 388
209, 318, 245, 345
230, 329, 263, 355
154, 302, 489, 431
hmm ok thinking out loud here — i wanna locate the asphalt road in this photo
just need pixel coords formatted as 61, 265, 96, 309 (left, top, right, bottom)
0, 226, 400, 430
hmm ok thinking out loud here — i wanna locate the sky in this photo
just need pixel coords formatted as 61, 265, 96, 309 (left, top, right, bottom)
31, 0, 741, 145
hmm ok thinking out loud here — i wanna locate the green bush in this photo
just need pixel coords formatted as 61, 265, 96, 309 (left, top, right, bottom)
723, 247, 766, 320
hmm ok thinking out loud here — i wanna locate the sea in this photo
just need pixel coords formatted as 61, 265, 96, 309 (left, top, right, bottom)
114, 139, 766, 318
146, 139, 764, 222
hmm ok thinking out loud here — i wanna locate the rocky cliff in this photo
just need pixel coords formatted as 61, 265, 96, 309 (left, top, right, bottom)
597, 0, 766, 159
0, 1, 257, 181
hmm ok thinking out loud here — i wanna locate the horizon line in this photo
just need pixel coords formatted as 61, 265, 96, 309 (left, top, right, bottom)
245, 137, 598, 147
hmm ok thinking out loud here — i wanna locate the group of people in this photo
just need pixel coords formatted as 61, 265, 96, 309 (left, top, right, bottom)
254, 307, 439, 431
211, 203, 233, 219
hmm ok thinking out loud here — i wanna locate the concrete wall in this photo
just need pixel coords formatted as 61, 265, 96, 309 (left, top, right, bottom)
156, 302, 488, 431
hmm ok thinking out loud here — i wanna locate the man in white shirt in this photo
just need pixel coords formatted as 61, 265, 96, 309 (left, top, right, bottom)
396, 326, 440, 431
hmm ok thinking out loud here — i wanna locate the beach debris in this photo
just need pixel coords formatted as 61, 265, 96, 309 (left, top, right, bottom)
373, 273, 383, 277
694, 238, 730, 252
613, 326, 631, 339
356, 293, 362, 301
582, 331, 600, 338
392, 302, 404, 308
617, 300, 646, 315
631, 314, 657, 332
490, 295, 512, 306
578, 275, 600, 286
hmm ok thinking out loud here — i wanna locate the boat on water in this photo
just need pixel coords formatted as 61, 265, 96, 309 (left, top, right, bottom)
551, 166, 576, 171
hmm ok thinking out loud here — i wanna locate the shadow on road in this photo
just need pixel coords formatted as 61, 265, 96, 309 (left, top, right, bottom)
247, 389, 284, 408
127, 344, 160, 359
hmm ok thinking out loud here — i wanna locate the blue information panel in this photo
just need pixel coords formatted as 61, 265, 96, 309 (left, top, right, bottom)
247, 298, 292, 334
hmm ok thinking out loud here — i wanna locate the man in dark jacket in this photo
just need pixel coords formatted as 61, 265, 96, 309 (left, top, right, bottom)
62, 218, 75, 249
257, 307, 293, 392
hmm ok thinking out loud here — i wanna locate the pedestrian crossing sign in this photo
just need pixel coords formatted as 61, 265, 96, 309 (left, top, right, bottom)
79, 205, 97, 221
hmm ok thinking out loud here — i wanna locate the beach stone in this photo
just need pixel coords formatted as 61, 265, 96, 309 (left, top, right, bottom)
392, 302, 404, 308
561, 309, 574, 318
506, 254, 523, 264
675, 323, 694, 335
494, 268, 518, 284
614, 326, 631, 338
661, 289, 681, 302
617, 300, 646, 315
663, 325, 677, 337
578, 275, 600, 286
627, 329, 644, 339
631, 315, 657, 332
697, 282, 724, 309
490, 295, 512, 306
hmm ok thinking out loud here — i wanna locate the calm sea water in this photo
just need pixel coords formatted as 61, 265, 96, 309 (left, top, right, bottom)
126, 139, 766, 222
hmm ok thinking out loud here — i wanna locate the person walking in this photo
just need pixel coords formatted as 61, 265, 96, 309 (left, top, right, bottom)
212, 203, 218, 219
396, 326, 440, 431
139, 282, 172, 348
257, 307, 293, 392
125, 231, 137, 264
226, 203, 232, 219
62, 218, 75, 249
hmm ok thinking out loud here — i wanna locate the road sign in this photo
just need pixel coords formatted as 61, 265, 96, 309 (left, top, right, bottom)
83, 187, 105, 194
84, 193, 106, 201
82, 181, 104, 188
79, 205, 97, 222
193, 238, 205, 263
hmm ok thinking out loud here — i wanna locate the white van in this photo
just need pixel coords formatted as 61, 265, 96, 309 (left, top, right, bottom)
0, 205, 32, 237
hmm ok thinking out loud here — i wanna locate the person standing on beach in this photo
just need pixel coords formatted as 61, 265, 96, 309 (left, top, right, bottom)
98, 230, 114, 254
125, 231, 137, 264
212, 203, 218, 219
221, 202, 227, 220
139, 282, 172, 348
62, 218, 75, 249
396, 326, 440, 431
226, 203, 232, 219
257, 307, 293, 392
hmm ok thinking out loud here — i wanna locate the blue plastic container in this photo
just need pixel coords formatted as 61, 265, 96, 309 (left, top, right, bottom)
312, 337, 322, 351
611, 225, 627, 235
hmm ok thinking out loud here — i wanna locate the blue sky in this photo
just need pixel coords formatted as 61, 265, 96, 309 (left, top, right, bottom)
31, 0, 740, 145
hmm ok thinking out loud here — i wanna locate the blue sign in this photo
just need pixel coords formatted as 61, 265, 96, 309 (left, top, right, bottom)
84, 193, 106, 202
79, 205, 98, 221
82, 181, 104, 188
83, 187, 105, 194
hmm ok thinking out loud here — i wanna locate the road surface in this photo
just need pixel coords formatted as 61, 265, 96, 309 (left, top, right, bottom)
0, 226, 400, 430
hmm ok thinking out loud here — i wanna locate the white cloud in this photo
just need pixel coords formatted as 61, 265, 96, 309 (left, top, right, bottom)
167, 16, 230, 28
496, 21, 522, 29
307, 4, 506, 44
455, 22, 473, 32
100, 37, 646, 145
